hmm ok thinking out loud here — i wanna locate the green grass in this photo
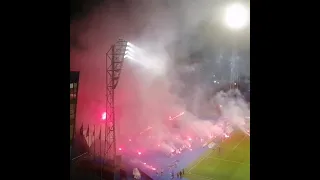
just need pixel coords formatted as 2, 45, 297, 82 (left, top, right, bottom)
185, 131, 250, 180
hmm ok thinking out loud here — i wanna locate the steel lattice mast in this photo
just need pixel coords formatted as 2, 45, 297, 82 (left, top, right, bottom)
105, 39, 127, 176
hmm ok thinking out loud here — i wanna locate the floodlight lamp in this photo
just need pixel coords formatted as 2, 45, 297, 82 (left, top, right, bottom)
124, 54, 134, 60
125, 51, 134, 57
127, 42, 135, 48
225, 3, 249, 30
126, 46, 135, 53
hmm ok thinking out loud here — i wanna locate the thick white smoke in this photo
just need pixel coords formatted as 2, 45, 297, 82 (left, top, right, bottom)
71, 0, 250, 157
213, 89, 250, 135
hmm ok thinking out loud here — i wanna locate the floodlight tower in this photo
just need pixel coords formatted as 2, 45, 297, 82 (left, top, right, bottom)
105, 39, 127, 165
105, 39, 133, 169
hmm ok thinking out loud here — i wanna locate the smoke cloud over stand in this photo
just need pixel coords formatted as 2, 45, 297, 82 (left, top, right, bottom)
70, 0, 250, 164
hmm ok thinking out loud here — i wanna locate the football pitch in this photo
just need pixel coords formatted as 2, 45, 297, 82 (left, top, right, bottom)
185, 131, 250, 180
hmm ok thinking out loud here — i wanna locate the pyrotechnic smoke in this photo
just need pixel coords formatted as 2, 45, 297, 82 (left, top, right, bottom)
71, 0, 249, 156
213, 89, 250, 135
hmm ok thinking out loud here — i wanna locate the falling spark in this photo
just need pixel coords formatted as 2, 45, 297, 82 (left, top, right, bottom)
169, 112, 185, 121
139, 126, 153, 135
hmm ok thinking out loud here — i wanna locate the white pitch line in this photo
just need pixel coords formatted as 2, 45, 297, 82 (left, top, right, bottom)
187, 172, 215, 180
188, 134, 248, 176
187, 157, 205, 173
206, 157, 250, 166
232, 135, 246, 151
188, 151, 213, 173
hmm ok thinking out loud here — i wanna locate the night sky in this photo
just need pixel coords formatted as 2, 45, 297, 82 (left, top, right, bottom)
70, 0, 105, 22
